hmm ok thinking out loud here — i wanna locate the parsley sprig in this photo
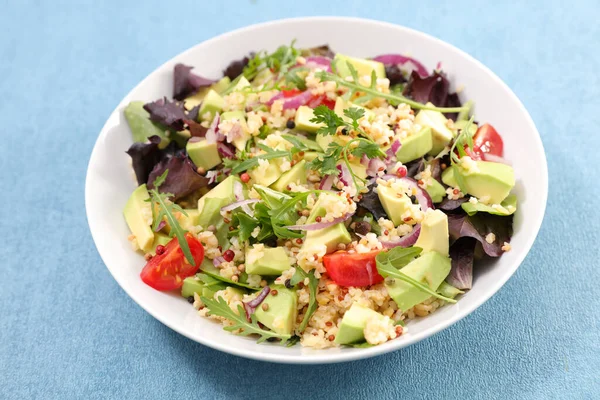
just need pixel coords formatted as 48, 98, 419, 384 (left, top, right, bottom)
201, 296, 291, 344
317, 62, 468, 113
375, 247, 457, 304
449, 116, 476, 193
229, 149, 291, 175
147, 170, 195, 266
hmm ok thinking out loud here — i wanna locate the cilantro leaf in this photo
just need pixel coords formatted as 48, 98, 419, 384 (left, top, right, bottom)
343, 107, 365, 130
201, 296, 290, 343
310, 105, 344, 136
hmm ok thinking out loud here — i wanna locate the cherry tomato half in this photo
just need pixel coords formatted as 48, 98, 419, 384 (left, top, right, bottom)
472, 123, 504, 159
323, 250, 383, 287
140, 233, 204, 291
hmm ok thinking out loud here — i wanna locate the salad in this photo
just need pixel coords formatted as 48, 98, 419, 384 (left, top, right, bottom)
122, 43, 516, 348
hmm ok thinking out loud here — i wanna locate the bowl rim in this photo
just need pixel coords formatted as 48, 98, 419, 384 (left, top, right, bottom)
85, 16, 548, 364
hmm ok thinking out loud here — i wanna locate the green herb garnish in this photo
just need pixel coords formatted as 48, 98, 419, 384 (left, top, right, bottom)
201, 270, 258, 291
243, 41, 300, 81
449, 116, 476, 193
229, 150, 291, 175
375, 248, 457, 304
316, 62, 468, 113
147, 170, 195, 266
201, 296, 290, 343
290, 267, 319, 333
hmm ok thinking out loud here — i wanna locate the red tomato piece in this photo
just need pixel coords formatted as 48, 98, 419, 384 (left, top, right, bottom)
306, 94, 336, 110
323, 250, 384, 287
140, 233, 204, 291
282, 89, 302, 98
472, 123, 504, 159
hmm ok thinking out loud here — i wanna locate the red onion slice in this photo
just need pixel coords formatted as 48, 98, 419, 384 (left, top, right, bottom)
226, 122, 243, 143
205, 170, 218, 184
154, 220, 166, 232
366, 158, 387, 177
380, 224, 421, 248
303, 56, 332, 71
336, 163, 352, 186
319, 174, 334, 190
233, 180, 254, 216
217, 142, 236, 159
205, 113, 221, 144
220, 198, 259, 213
243, 286, 271, 322
372, 54, 429, 78
285, 213, 353, 231
212, 256, 225, 267
266, 90, 314, 110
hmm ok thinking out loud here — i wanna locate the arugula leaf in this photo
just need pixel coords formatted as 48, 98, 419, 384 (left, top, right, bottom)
281, 134, 309, 151
243, 42, 300, 81
201, 269, 259, 291
377, 246, 422, 269
201, 296, 290, 343
286, 335, 301, 347
291, 268, 319, 333
375, 250, 457, 304
232, 212, 260, 242
230, 150, 290, 174
147, 170, 195, 266
315, 67, 468, 113
310, 105, 344, 136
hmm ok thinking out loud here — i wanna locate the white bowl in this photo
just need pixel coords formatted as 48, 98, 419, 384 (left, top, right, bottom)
85, 17, 548, 364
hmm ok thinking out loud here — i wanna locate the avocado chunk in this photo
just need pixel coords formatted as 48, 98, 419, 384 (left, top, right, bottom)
181, 277, 205, 299
437, 281, 464, 299
302, 151, 320, 162
124, 101, 170, 148
441, 161, 515, 204
254, 286, 297, 335
425, 179, 446, 204
197, 175, 240, 215
377, 185, 412, 226
301, 195, 352, 253
385, 251, 451, 311
333, 53, 386, 79
248, 159, 282, 187
336, 160, 368, 181
414, 209, 449, 256
414, 107, 454, 155
221, 110, 248, 151
160, 208, 200, 235
295, 106, 324, 133
333, 97, 374, 123
186, 139, 222, 171
123, 184, 154, 252
461, 194, 517, 216
184, 76, 231, 110
335, 303, 387, 345
149, 233, 171, 256
230, 76, 251, 92
245, 246, 291, 276
271, 160, 308, 191
198, 89, 225, 121
395, 127, 433, 163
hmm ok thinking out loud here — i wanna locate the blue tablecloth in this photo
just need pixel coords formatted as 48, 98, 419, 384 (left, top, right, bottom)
2, 0, 598, 398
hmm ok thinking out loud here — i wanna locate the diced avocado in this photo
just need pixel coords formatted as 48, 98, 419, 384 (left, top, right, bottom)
199, 257, 220, 275
232, 76, 251, 92
212, 76, 232, 94
385, 251, 451, 311
216, 287, 246, 312
395, 127, 433, 163
181, 277, 205, 299
160, 208, 200, 235
221, 110, 248, 151
124, 101, 170, 148
149, 233, 171, 256
252, 70, 275, 87
245, 246, 291, 275
295, 106, 324, 133
414, 209, 449, 256
377, 185, 412, 226
301, 195, 353, 253
186, 139, 222, 171
333, 53, 386, 79
333, 97, 374, 123
441, 161, 515, 204
335, 160, 368, 181
293, 135, 323, 152
315, 133, 353, 153
335, 303, 387, 345
197, 197, 230, 245
248, 160, 282, 187
437, 282, 464, 299
271, 160, 308, 191
254, 286, 297, 335
123, 184, 154, 252
197, 175, 240, 214
302, 151, 320, 162
198, 89, 225, 121
453, 119, 478, 135
461, 194, 517, 216
426, 179, 446, 203
414, 106, 455, 155
184, 77, 231, 110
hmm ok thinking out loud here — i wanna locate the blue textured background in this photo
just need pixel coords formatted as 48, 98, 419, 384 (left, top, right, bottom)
1, 0, 599, 398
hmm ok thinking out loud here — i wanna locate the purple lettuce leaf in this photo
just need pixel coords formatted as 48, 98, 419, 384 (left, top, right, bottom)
429, 158, 443, 184
384, 64, 407, 86
447, 238, 475, 290
447, 213, 513, 257
147, 149, 209, 201
125, 136, 164, 185
403, 71, 462, 120
358, 184, 388, 221
438, 197, 468, 211
143, 97, 189, 131
301, 45, 335, 58
223, 54, 253, 80
173, 63, 215, 101
405, 158, 425, 178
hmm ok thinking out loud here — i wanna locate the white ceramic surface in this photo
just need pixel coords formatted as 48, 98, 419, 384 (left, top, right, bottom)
85, 17, 548, 364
